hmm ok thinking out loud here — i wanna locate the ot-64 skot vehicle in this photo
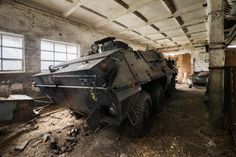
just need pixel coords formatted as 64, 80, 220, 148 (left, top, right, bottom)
33, 37, 177, 137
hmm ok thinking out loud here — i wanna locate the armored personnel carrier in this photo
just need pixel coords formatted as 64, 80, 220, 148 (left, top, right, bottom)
33, 37, 177, 137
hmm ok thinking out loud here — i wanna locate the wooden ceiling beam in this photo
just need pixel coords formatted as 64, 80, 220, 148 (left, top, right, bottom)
63, 0, 87, 17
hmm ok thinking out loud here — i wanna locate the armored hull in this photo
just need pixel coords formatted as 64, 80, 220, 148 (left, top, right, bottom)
33, 37, 177, 136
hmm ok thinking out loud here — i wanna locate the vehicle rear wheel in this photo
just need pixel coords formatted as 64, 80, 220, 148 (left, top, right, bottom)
124, 91, 152, 137
166, 76, 176, 97
150, 84, 164, 113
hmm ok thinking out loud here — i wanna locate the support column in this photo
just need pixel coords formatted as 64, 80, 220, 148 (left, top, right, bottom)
207, 0, 225, 129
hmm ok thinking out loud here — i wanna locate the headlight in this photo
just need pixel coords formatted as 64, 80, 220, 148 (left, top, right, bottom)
91, 43, 99, 52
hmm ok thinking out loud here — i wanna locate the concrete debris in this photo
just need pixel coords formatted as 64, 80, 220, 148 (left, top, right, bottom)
15, 140, 30, 151
120, 153, 128, 157
49, 135, 78, 155
67, 128, 80, 137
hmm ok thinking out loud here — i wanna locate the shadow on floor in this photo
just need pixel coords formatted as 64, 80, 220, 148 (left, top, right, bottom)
0, 84, 235, 157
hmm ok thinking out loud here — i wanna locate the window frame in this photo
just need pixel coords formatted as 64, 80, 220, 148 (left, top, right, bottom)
0, 32, 25, 73
40, 39, 80, 71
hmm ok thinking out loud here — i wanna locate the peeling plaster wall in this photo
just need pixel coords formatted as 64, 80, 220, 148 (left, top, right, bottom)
0, 1, 145, 96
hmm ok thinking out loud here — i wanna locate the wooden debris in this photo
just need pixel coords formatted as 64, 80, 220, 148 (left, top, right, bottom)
15, 140, 29, 151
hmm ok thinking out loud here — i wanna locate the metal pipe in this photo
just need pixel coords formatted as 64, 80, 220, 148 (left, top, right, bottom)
35, 84, 107, 90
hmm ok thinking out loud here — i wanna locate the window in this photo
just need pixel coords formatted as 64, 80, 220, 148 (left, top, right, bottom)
0, 32, 24, 71
41, 40, 80, 70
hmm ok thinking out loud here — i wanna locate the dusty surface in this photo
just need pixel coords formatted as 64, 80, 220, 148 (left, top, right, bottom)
0, 84, 235, 157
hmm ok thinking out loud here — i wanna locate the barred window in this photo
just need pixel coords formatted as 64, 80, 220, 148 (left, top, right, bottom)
41, 40, 80, 70
0, 32, 24, 71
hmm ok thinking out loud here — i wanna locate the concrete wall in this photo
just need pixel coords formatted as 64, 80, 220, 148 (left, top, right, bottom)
0, 1, 145, 97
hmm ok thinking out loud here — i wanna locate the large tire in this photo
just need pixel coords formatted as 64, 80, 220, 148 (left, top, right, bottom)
124, 91, 152, 137
150, 84, 164, 113
166, 76, 176, 97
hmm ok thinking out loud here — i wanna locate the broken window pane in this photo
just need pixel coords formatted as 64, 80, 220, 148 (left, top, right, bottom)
41, 61, 54, 70
55, 43, 66, 52
41, 51, 54, 60
2, 47, 22, 59
41, 41, 54, 51
2, 35, 22, 48
3, 60, 22, 70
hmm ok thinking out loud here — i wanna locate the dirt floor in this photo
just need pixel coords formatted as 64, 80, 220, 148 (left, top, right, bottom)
0, 84, 235, 157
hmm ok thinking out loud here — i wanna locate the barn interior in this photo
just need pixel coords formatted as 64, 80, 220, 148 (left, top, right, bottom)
0, 0, 236, 156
